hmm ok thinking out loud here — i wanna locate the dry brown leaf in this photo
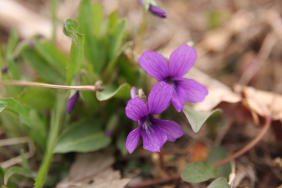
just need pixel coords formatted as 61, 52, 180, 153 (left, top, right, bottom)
188, 142, 209, 162
70, 150, 115, 182
234, 85, 282, 120
56, 149, 131, 188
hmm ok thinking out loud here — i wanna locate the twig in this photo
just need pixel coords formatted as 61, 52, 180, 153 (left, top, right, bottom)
0, 80, 104, 92
0, 137, 35, 168
214, 116, 272, 167
126, 116, 272, 188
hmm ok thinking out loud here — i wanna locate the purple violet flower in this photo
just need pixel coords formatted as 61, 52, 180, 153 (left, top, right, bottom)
139, 44, 208, 112
138, 0, 167, 18
125, 82, 184, 153
66, 91, 79, 114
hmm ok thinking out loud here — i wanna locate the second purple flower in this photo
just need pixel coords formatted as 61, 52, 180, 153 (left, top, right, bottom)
139, 44, 208, 112
125, 82, 184, 153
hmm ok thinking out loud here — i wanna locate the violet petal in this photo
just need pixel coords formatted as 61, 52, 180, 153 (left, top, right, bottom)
140, 123, 167, 152
66, 91, 79, 114
168, 44, 197, 78
139, 51, 169, 82
126, 125, 141, 154
137, 0, 143, 4
125, 97, 149, 121
171, 84, 186, 112
149, 5, 167, 18
148, 81, 173, 115
174, 78, 208, 103
152, 117, 184, 142
131, 87, 137, 99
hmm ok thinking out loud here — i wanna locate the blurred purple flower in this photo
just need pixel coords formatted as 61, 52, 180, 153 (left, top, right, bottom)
138, 0, 167, 18
139, 44, 208, 112
66, 91, 79, 114
1, 65, 8, 74
125, 82, 184, 154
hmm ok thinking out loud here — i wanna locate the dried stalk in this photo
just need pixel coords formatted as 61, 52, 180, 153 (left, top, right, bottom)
0, 80, 104, 92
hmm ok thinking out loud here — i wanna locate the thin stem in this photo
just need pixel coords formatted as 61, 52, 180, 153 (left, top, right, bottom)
126, 116, 272, 188
214, 116, 272, 167
0, 80, 104, 91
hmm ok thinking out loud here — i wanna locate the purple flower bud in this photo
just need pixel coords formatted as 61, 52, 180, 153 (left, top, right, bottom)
131, 87, 137, 98
149, 5, 166, 18
66, 91, 79, 114
1, 65, 8, 74
137, 0, 167, 18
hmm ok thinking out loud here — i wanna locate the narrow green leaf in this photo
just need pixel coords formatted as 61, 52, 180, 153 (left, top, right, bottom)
21, 47, 65, 84
54, 119, 111, 153
181, 161, 218, 183
96, 83, 131, 101
6, 28, 18, 59
78, 0, 104, 73
66, 34, 84, 85
51, 0, 57, 44
207, 178, 231, 188
183, 106, 221, 133
4, 167, 35, 185
21, 150, 31, 171
33, 39, 67, 75
108, 19, 127, 61
207, 147, 231, 179
92, 2, 103, 38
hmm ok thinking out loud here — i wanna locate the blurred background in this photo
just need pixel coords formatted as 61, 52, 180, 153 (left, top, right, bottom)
1, 0, 282, 187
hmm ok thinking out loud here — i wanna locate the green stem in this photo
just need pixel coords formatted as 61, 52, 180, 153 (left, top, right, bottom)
34, 92, 66, 188
51, 0, 57, 45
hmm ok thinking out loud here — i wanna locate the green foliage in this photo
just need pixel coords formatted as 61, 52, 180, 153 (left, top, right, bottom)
207, 147, 231, 179
183, 106, 222, 133
96, 83, 131, 101
54, 119, 111, 153
181, 161, 218, 183
21, 47, 65, 84
207, 178, 231, 188
63, 19, 85, 86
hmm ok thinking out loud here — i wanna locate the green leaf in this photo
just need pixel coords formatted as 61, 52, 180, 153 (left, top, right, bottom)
181, 161, 218, 183
4, 167, 36, 185
183, 106, 221, 133
92, 2, 103, 38
108, 19, 127, 61
19, 86, 56, 110
0, 99, 47, 149
21, 47, 65, 84
207, 147, 231, 179
63, 19, 79, 38
21, 150, 31, 171
78, 0, 104, 73
104, 19, 127, 77
66, 34, 84, 85
207, 178, 231, 188
54, 119, 111, 153
6, 28, 18, 59
96, 83, 130, 101
33, 39, 67, 75
117, 130, 128, 155
62, 19, 84, 86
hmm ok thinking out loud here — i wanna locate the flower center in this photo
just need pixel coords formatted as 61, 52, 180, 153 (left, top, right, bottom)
166, 77, 176, 90
139, 116, 153, 131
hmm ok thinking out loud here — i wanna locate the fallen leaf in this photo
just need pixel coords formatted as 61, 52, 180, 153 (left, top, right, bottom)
188, 142, 209, 162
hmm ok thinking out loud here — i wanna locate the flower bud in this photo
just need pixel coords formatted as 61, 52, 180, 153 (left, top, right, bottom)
66, 91, 79, 114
